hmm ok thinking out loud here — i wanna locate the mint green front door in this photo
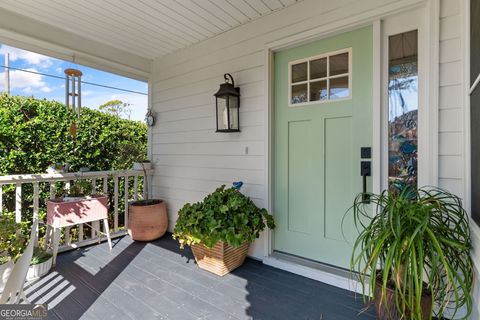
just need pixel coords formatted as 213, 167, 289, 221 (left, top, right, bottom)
273, 26, 373, 269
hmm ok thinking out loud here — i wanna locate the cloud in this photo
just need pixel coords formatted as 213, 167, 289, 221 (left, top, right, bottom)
0, 45, 55, 69
0, 68, 52, 94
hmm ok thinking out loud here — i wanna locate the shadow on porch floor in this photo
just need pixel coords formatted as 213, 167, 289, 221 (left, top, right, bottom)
25, 234, 375, 320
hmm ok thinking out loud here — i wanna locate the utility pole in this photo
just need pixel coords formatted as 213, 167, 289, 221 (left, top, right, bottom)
4, 53, 10, 94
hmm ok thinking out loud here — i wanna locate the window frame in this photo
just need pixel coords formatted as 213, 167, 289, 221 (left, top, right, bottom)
287, 47, 352, 107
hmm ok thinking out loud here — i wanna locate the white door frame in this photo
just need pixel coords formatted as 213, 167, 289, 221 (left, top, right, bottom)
380, 5, 439, 192
262, 0, 440, 271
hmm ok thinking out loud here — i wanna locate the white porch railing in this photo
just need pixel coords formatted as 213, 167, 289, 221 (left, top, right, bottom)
0, 169, 153, 252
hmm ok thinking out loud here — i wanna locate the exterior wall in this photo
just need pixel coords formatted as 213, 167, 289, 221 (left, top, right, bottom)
150, 1, 479, 316
150, 0, 408, 258
438, 0, 464, 197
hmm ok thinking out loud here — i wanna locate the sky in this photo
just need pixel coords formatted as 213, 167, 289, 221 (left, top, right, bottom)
0, 44, 148, 121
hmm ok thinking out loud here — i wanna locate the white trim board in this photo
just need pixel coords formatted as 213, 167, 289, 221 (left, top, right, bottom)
263, 256, 368, 295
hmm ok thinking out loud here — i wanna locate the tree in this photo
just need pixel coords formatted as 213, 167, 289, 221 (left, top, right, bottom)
98, 99, 132, 119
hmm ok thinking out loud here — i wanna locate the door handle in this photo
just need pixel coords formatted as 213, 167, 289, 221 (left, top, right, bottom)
360, 161, 371, 203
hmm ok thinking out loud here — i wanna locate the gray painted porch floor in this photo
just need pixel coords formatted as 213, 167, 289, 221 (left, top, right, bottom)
25, 234, 375, 320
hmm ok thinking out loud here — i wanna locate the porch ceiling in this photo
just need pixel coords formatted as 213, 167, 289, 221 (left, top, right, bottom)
0, 0, 302, 60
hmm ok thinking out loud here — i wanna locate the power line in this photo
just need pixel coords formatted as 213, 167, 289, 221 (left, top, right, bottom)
0, 65, 148, 96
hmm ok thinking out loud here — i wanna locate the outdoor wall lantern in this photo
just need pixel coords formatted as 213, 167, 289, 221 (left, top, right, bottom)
214, 73, 240, 132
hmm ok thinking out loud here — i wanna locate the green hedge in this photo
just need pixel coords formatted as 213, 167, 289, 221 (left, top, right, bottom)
0, 94, 147, 219
0, 94, 147, 175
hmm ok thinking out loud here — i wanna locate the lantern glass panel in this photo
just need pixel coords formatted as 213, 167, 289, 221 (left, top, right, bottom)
216, 96, 228, 131
228, 95, 239, 130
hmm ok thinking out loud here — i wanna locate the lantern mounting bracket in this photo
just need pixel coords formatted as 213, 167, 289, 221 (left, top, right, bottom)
224, 73, 234, 86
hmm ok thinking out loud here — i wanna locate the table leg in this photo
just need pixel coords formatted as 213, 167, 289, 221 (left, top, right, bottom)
103, 219, 112, 251
52, 227, 61, 266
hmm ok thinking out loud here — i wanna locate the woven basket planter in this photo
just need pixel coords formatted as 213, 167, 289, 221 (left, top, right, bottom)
191, 241, 249, 276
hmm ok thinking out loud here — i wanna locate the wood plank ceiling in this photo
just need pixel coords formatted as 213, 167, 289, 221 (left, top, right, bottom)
0, 0, 301, 60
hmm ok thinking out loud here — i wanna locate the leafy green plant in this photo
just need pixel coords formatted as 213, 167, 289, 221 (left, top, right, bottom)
30, 247, 52, 266
66, 179, 93, 197
173, 185, 275, 248
0, 213, 27, 263
0, 256, 9, 265
117, 141, 148, 165
349, 187, 473, 319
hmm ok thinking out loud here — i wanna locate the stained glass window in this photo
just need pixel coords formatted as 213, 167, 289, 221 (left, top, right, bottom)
388, 30, 418, 193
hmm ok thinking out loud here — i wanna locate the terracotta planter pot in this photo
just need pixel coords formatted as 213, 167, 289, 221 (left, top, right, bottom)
128, 199, 168, 241
191, 241, 249, 276
374, 279, 433, 320
27, 257, 53, 281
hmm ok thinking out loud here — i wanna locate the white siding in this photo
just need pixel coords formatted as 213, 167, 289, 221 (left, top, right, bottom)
438, 0, 464, 197
439, 1, 480, 319
151, 1, 477, 306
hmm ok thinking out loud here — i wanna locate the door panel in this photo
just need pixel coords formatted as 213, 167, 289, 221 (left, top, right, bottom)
324, 116, 353, 241
288, 120, 314, 234
273, 26, 373, 268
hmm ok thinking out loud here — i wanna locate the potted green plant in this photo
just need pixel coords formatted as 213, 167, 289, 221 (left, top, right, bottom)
118, 142, 166, 241
173, 184, 275, 276
26, 247, 53, 281
349, 187, 473, 320
63, 178, 93, 201
0, 214, 25, 292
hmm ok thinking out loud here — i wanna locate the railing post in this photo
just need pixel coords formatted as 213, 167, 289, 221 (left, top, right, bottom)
0, 184, 3, 215
133, 176, 138, 201
78, 223, 84, 242
33, 182, 39, 246
50, 182, 56, 199
114, 175, 119, 232
103, 177, 108, 234
143, 174, 147, 200
15, 183, 21, 223
124, 176, 129, 229
103, 177, 108, 195
91, 178, 97, 238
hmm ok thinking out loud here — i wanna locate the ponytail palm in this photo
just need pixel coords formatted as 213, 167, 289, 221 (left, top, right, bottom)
350, 187, 473, 319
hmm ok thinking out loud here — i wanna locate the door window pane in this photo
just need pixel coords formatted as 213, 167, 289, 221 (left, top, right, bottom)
329, 77, 349, 99
310, 80, 327, 101
291, 62, 307, 83
310, 58, 327, 79
388, 30, 418, 192
288, 49, 351, 105
291, 83, 307, 104
329, 53, 349, 76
